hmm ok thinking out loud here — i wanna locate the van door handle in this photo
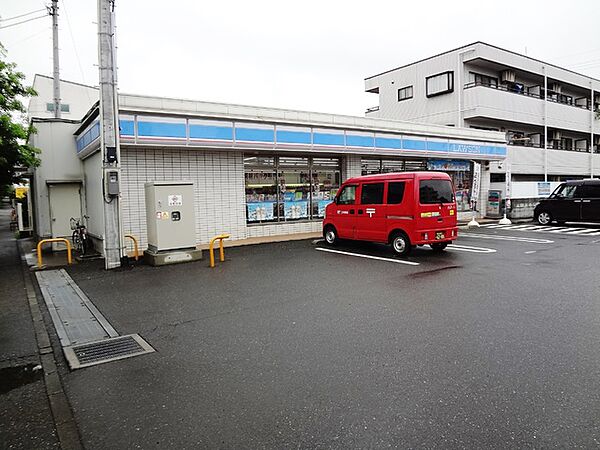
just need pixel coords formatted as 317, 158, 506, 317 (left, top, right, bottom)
582, 200, 591, 203
358, 209, 363, 214
574, 200, 582, 203
349, 209, 355, 214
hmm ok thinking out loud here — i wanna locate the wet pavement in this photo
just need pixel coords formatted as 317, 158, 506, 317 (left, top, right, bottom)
0, 206, 60, 449
52, 228, 600, 448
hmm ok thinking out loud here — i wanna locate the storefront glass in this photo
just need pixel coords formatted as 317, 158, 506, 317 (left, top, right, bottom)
244, 155, 340, 224
361, 157, 473, 212
427, 160, 472, 212
244, 156, 277, 223
278, 157, 310, 221
311, 158, 341, 219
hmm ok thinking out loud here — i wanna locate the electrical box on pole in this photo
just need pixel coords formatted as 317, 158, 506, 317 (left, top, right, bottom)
98, 0, 123, 269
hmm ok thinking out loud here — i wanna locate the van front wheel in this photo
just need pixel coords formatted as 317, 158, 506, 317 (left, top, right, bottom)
391, 232, 411, 256
324, 226, 338, 245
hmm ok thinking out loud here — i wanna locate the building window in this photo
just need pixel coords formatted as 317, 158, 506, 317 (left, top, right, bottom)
471, 72, 498, 88
397, 85, 413, 102
46, 103, 70, 113
426, 71, 454, 98
244, 155, 340, 224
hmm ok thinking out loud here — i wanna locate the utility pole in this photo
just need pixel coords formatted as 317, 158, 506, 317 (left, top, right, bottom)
98, 0, 123, 269
49, 0, 61, 118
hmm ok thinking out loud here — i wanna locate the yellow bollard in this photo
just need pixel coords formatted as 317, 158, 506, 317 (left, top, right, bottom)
208, 234, 230, 268
124, 234, 139, 261
37, 238, 72, 268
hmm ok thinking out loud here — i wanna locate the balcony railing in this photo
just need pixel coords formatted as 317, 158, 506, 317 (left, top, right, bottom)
507, 139, 592, 152
464, 81, 593, 111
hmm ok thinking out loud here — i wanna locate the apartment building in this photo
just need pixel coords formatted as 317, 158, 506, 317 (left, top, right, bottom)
364, 42, 600, 186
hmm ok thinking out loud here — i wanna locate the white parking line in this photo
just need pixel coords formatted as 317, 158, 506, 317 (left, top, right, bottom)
566, 229, 600, 234
447, 244, 496, 253
315, 247, 420, 265
462, 233, 554, 244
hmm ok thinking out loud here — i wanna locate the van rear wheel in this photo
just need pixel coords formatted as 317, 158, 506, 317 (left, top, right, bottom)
390, 232, 411, 256
324, 226, 338, 245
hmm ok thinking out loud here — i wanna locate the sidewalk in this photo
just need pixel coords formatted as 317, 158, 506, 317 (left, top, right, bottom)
0, 205, 60, 448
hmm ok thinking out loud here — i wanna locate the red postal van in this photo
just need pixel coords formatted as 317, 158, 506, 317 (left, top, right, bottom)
322, 171, 458, 256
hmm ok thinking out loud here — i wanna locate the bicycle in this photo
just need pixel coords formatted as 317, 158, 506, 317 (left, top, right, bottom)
70, 216, 90, 255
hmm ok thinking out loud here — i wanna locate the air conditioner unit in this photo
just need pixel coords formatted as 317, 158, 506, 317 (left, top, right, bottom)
550, 82, 562, 93
551, 130, 562, 141
500, 70, 516, 83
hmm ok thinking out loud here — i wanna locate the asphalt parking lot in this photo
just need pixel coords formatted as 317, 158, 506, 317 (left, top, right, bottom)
55, 225, 600, 448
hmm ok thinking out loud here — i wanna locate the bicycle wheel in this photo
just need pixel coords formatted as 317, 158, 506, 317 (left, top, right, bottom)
72, 230, 82, 253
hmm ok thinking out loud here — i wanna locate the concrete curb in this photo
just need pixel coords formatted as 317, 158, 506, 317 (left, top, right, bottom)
18, 240, 84, 450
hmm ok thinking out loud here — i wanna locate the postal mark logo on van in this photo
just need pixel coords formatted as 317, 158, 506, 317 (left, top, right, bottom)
366, 208, 376, 218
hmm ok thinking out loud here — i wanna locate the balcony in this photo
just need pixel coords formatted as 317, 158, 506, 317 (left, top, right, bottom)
463, 82, 594, 133
465, 81, 593, 110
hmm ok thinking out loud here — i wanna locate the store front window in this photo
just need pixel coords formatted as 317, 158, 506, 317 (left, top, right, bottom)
244, 156, 278, 222
426, 160, 472, 212
361, 157, 473, 212
244, 155, 340, 224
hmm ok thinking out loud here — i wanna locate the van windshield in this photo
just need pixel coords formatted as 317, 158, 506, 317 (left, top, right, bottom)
419, 179, 454, 204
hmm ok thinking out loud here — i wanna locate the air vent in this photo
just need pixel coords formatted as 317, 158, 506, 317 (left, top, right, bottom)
500, 70, 515, 83
550, 82, 562, 93
63, 334, 155, 370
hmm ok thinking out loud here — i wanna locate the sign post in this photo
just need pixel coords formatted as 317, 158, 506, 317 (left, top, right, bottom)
467, 162, 481, 228
499, 161, 512, 225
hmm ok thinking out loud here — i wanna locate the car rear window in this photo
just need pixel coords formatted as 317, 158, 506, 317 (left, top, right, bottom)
419, 179, 454, 204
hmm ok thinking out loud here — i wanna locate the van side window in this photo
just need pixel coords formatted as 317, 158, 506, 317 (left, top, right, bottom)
361, 183, 384, 204
579, 185, 600, 198
387, 182, 405, 204
337, 185, 356, 205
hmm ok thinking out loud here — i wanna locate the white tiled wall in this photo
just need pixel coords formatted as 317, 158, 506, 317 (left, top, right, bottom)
120, 148, 345, 251
342, 154, 362, 180
120, 148, 247, 250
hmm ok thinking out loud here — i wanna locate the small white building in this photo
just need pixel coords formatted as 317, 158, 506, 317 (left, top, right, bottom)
27, 74, 505, 256
364, 42, 600, 189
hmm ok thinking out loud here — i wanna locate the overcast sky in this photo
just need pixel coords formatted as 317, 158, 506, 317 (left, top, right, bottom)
1, 0, 599, 117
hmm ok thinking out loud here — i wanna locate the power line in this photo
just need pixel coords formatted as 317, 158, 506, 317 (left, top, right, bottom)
0, 8, 46, 22
62, 0, 93, 104
0, 14, 47, 30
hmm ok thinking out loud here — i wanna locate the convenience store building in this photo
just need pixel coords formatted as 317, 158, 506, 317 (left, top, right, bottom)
28, 76, 506, 253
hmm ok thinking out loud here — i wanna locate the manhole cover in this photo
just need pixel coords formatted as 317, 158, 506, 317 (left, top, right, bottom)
64, 334, 154, 370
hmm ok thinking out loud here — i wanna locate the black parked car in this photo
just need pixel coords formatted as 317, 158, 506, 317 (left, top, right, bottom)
534, 179, 600, 225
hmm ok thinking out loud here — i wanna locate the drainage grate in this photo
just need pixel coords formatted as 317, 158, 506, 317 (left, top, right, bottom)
63, 334, 155, 370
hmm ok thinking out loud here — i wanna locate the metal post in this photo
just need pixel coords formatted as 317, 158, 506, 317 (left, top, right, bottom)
98, 0, 123, 269
50, 0, 61, 119
591, 82, 595, 179
543, 66, 548, 182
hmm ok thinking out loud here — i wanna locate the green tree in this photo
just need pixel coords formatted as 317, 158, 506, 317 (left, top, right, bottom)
0, 44, 39, 196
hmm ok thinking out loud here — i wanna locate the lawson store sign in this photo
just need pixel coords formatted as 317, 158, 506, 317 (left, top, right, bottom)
76, 115, 506, 160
